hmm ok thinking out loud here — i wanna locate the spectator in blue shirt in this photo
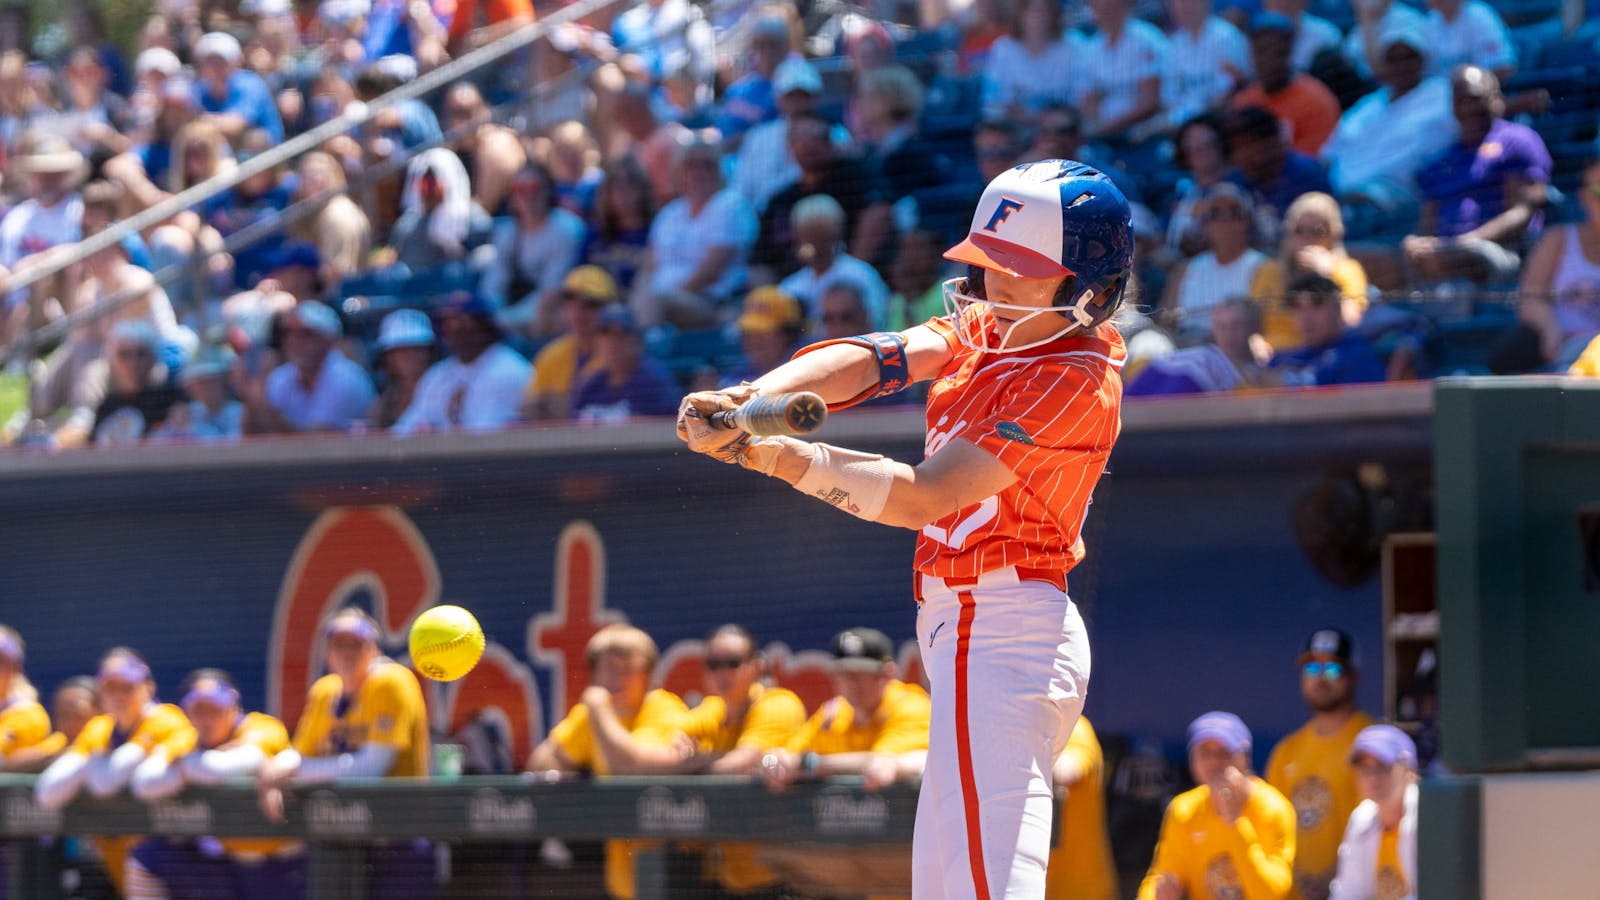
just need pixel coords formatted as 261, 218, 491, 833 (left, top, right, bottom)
192, 32, 285, 144
570, 305, 680, 422
1225, 104, 1332, 250
715, 15, 792, 149
1263, 273, 1386, 386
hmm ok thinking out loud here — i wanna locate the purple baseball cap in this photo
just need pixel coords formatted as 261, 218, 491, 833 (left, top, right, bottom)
98, 654, 152, 685
182, 679, 241, 712
325, 613, 380, 643
0, 630, 21, 665
1350, 724, 1417, 769
1187, 711, 1252, 755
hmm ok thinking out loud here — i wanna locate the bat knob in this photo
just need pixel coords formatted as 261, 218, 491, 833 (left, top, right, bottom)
788, 394, 827, 433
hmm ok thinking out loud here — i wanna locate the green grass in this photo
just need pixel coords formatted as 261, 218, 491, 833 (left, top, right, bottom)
0, 372, 24, 429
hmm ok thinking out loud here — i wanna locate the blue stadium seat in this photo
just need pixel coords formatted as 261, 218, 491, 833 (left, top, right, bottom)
1497, 0, 1563, 27
650, 325, 744, 387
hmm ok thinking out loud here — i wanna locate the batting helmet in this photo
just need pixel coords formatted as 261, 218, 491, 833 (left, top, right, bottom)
943, 159, 1134, 352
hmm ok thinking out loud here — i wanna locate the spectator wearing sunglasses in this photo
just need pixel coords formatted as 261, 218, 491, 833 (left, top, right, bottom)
1259, 274, 1386, 387
1265, 629, 1375, 900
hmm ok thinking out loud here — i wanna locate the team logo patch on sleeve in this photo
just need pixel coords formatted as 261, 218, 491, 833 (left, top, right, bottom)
995, 421, 1034, 445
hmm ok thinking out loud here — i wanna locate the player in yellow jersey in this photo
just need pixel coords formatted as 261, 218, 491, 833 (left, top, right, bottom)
257, 607, 433, 899
1266, 629, 1374, 900
526, 624, 690, 900
127, 668, 304, 900
35, 648, 199, 896
1045, 715, 1119, 900
0, 626, 51, 763
1139, 712, 1296, 900
677, 624, 807, 898
1329, 725, 1417, 900
2, 676, 99, 773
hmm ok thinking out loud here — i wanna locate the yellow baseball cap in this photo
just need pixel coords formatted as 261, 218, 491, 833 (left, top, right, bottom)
737, 287, 803, 334
562, 265, 619, 304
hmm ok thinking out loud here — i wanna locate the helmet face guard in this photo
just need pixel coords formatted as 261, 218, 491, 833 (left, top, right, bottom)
940, 265, 1128, 354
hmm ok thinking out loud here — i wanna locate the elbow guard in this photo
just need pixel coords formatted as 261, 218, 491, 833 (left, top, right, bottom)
792, 332, 910, 410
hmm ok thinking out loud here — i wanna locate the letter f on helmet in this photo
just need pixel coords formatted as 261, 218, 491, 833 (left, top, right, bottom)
983, 197, 1026, 233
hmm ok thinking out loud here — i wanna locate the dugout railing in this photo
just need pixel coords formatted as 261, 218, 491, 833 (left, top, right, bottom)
0, 774, 920, 899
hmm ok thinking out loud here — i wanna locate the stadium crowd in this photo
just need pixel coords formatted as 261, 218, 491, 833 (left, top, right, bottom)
0, 616, 1425, 900
0, 0, 1596, 449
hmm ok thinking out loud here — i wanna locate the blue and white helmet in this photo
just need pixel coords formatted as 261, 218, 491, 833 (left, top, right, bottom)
942, 159, 1134, 352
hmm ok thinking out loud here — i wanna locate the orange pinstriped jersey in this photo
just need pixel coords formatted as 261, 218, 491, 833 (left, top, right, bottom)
912, 316, 1124, 580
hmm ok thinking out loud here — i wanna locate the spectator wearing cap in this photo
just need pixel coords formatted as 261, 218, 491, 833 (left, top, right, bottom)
35, 647, 197, 897
1403, 65, 1550, 289
91, 320, 187, 445
258, 608, 432, 897
1163, 0, 1250, 132
0, 133, 86, 338
569, 305, 679, 422
393, 294, 531, 434
382, 147, 495, 273
613, 83, 693, 206
1265, 629, 1376, 900
1044, 715, 1119, 900
1344, 0, 1427, 79
718, 286, 805, 387
152, 342, 243, 440
1261, 0, 1343, 73
778, 194, 892, 330
730, 56, 845, 215
520, 265, 619, 420
1224, 105, 1333, 247
0, 625, 50, 765
714, 15, 793, 148
246, 300, 375, 433
192, 32, 284, 144
289, 150, 372, 289
1077, 0, 1167, 144
1138, 711, 1296, 900
1328, 726, 1418, 900
637, 138, 759, 329
1231, 13, 1340, 157
121, 50, 197, 189
125, 668, 301, 899
1260, 273, 1386, 387
370, 308, 438, 430
1162, 183, 1268, 345
1320, 22, 1456, 239
980, 0, 1080, 121
482, 161, 586, 332
1420, 0, 1514, 80
754, 627, 928, 897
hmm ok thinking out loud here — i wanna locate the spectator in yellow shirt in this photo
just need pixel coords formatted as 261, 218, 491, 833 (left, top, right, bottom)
1139, 711, 1296, 900
257, 607, 433, 900
1569, 334, 1600, 377
527, 623, 691, 900
1045, 715, 1119, 900
2, 676, 100, 773
0, 625, 51, 763
520, 265, 621, 420
1266, 629, 1375, 900
35, 648, 199, 896
1329, 725, 1418, 900
128, 668, 304, 899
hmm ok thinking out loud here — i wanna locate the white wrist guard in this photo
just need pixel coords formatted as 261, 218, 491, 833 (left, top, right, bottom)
792, 443, 895, 522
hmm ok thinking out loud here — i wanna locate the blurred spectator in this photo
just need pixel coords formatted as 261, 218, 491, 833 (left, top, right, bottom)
0, 625, 49, 764
981, 0, 1079, 120
817, 281, 873, 341
1569, 335, 1600, 377
244, 300, 374, 434
952, 0, 1010, 75
91, 320, 186, 445
1344, 0, 1428, 79
1232, 13, 1339, 157
1252, 192, 1369, 349
526, 624, 691, 900
192, 32, 284, 144
778, 194, 891, 328
1321, 23, 1455, 239
1261, 0, 1343, 73
636, 139, 758, 328
1138, 712, 1295, 900
1162, 184, 1268, 344
151, 343, 244, 441
125, 668, 302, 899
719, 286, 805, 386
887, 223, 951, 330
973, 117, 1029, 184
48, 46, 130, 158
677, 623, 807, 896
123, 69, 200, 197
0, 135, 85, 334
570, 305, 678, 422
1167, 114, 1233, 258
288, 150, 371, 289
35, 648, 197, 898
587, 157, 656, 294
521, 265, 619, 421
1266, 629, 1375, 900
1328, 726, 1419, 900
1078, 0, 1167, 143
1162, 0, 1251, 132
610, 0, 716, 84
1224, 105, 1333, 246
204, 128, 300, 290
1404, 66, 1550, 288
370, 308, 438, 430
483, 161, 586, 330
1420, 0, 1514, 80
613, 83, 692, 205
259, 241, 326, 303
1260, 273, 1386, 386
754, 111, 893, 280
1, 676, 99, 774
1498, 158, 1600, 373
1126, 297, 1266, 395
355, 57, 444, 160
362, 0, 451, 66
394, 294, 532, 434
0, 51, 46, 150
446, 0, 532, 55
855, 64, 944, 204
714, 15, 791, 147
1044, 716, 1119, 900
256, 608, 432, 895
1027, 104, 1144, 203
383, 147, 495, 272
730, 56, 838, 215
441, 81, 529, 215
544, 119, 606, 222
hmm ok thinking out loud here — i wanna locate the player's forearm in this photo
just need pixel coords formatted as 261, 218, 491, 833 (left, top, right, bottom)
751, 343, 879, 405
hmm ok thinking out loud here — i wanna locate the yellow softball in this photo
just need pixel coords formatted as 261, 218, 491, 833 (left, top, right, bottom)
408, 605, 485, 682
